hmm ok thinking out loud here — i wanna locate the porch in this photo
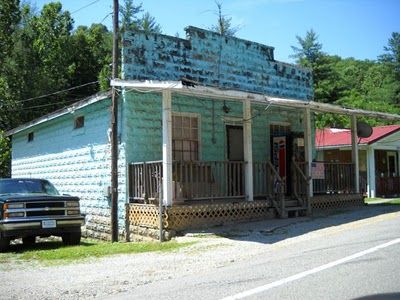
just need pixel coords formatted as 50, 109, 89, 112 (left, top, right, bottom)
126, 159, 365, 239
112, 82, 400, 240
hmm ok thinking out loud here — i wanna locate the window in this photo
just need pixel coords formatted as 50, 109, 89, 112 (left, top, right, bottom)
74, 116, 85, 129
270, 124, 290, 136
27, 132, 34, 142
172, 114, 199, 161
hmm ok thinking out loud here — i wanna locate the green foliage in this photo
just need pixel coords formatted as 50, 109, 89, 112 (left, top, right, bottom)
209, 1, 238, 37
292, 30, 400, 129
0, 130, 11, 178
291, 29, 323, 65
0, 0, 20, 65
120, 0, 161, 34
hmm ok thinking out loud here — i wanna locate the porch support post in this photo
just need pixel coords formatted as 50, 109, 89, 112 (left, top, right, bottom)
304, 108, 313, 199
162, 90, 173, 206
351, 115, 360, 193
367, 147, 376, 198
243, 99, 253, 201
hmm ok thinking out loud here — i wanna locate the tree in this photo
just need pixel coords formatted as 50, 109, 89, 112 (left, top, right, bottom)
379, 32, 400, 71
209, 1, 238, 37
120, 0, 161, 34
0, 0, 20, 66
291, 29, 323, 66
141, 12, 161, 34
0, 130, 11, 178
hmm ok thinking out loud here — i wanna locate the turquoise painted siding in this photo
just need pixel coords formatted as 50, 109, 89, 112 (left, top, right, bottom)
11, 99, 128, 238
122, 91, 163, 163
122, 91, 309, 164
122, 26, 313, 100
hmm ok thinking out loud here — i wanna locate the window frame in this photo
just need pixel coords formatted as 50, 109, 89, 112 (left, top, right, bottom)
172, 112, 201, 162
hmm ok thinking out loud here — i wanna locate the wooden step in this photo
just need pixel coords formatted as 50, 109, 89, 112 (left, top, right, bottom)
284, 200, 300, 207
285, 206, 307, 212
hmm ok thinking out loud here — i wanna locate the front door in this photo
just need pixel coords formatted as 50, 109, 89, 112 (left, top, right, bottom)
270, 124, 291, 194
227, 126, 244, 161
226, 125, 244, 195
387, 152, 398, 176
272, 136, 287, 193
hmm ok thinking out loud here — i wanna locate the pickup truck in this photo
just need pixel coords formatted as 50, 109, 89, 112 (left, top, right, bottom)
0, 178, 85, 252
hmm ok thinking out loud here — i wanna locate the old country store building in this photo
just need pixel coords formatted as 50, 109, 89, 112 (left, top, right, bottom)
7, 27, 400, 240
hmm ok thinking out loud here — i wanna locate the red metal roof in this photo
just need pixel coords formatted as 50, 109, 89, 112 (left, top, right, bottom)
316, 125, 400, 148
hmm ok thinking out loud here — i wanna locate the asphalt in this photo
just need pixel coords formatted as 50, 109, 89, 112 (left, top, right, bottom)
118, 204, 400, 299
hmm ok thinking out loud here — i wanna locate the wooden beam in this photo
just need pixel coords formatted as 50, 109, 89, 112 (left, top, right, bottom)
162, 90, 173, 206
367, 147, 376, 198
351, 115, 360, 193
304, 108, 313, 203
243, 99, 253, 201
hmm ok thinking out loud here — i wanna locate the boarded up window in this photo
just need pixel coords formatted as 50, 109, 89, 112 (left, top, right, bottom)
172, 115, 199, 161
28, 132, 34, 142
74, 116, 85, 129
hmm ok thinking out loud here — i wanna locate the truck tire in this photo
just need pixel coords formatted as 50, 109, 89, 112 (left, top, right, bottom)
62, 232, 81, 246
0, 236, 10, 252
22, 236, 36, 246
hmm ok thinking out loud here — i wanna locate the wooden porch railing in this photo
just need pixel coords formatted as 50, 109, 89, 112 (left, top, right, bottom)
129, 161, 163, 202
253, 161, 285, 215
173, 160, 245, 200
128, 160, 246, 203
312, 162, 356, 194
291, 160, 309, 208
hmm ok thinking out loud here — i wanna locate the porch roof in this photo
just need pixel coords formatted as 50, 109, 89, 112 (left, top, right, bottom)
112, 79, 400, 121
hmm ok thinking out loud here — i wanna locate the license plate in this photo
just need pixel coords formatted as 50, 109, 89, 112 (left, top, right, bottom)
42, 220, 56, 228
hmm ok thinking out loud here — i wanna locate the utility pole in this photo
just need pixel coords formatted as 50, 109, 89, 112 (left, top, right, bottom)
111, 0, 119, 242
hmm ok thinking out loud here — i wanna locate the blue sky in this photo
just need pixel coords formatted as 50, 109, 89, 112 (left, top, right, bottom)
33, 0, 399, 62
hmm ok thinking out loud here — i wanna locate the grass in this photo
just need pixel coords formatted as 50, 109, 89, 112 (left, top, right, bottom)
365, 198, 400, 205
0, 239, 195, 264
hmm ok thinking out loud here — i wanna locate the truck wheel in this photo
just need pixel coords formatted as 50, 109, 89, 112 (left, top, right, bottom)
0, 237, 10, 252
22, 236, 36, 246
62, 232, 81, 245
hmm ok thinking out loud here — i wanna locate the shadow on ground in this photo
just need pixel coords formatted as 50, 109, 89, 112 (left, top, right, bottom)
180, 203, 400, 245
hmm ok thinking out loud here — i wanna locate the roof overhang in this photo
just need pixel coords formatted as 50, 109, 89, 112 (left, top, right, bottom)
6, 91, 111, 136
112, 79, 400, 121
316, 144, 368, 151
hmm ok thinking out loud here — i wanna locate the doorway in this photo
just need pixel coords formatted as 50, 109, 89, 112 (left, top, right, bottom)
387, 152, 398, 176
226, 125, 244, 196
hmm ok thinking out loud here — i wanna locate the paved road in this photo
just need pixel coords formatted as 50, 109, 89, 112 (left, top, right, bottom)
118, 209, 400, 300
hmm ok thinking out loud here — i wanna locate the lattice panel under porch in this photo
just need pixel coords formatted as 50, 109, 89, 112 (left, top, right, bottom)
311, 194, 365, 210
166, 201, 273, 231
127, 204, 167, 228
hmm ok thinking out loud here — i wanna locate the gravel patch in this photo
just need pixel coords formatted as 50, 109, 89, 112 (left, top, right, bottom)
2, 204, 399, 300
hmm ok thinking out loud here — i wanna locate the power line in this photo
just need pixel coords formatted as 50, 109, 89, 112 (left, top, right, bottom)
7, 98, 79, 112
71, 0, 102, 15
16, 81, 99, 104
99, 12, 113, 24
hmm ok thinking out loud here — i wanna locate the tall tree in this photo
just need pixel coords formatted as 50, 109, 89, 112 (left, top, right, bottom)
120, 0, 161, 34
0, 130, 11, 178
0, 0, 20, 66
291, 29, 323, 66
209, 1, 238, 36
379, 32, 400, 71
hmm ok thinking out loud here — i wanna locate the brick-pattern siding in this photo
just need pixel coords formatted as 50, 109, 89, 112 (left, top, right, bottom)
11, 99, 127, 239
123, 26, 313, 100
